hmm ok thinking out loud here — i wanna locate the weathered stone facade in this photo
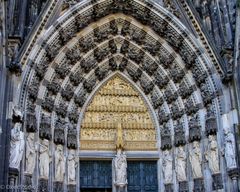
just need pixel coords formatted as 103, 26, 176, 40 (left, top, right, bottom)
0, 0, 240, 191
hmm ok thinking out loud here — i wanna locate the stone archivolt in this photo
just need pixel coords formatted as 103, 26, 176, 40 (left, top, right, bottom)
80, 76, 157, 151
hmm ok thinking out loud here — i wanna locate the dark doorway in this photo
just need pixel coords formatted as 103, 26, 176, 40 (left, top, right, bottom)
127, 161, 158, 192
80, 161, 112, 190
81, 189, 111, 192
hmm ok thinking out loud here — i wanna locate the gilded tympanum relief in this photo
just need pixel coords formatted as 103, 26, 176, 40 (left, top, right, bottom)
80, 76, 157, 151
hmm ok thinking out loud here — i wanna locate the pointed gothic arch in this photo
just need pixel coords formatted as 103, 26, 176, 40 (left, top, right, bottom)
7, 0, 238, 191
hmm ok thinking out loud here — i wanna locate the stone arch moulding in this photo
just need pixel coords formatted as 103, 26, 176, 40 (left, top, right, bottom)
10, 0, 238, 192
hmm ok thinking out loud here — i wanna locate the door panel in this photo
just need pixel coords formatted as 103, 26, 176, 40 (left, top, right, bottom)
80, 161, 112, 189
127, 161, 158, 192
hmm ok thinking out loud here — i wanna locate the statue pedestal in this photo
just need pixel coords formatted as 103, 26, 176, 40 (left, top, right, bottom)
115, 183, 127, 192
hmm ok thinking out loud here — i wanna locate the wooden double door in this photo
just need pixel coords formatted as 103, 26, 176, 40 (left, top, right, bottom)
80, 160, 158, 192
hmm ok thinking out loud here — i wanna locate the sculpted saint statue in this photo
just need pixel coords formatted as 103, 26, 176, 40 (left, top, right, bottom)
9, 123, 25, 169
68, 150, 77, 184
114, 149, 127, 186
162, 150, 173, 184
25, 133, 37, 174
39, 139, 51, 179
55, 145, 65, 182
224, 130, 237, 169
205, 135, 220, 174
175, 146, 187, 182
189, 141, 202, 178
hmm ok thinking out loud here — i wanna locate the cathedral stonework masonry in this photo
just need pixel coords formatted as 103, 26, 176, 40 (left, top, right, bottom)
0, 0, 240, 191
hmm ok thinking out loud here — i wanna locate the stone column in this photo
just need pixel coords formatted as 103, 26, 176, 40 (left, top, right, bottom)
228, 168, 239, 192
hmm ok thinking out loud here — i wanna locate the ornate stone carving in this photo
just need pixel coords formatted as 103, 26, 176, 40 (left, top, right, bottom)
118, 57, 128, 71
69, 72, 83, 86
189, 141, 203, 178
109, 39, 117, 53
83, 78, 96, 93
174, 121, 186, 147
35, 61, 48, 80
185, 97, 199, 115
128, 49, 144, 64
154, 73, 168, 89
140, 78, 154, 95
39, 114, 52, 140
162, 150, 173, 184
68, 109, 79, 124
94, 27, 109, 43
80, 76, 156, 151
151, 92, 164, 109
161, 124, 172, 150
141, 60, 158, 76
205, 135, 220, 174
65, 48, 81, 64
171, 103, 184, 120
180, 48, 197, 69
74, 91, 86, 108
189, 116, 201, 142
68, 185, 76, 192
42, 97, 55, 112
55, 63, 71, 79
163, 0, 180, 18
131, 30, 146, 45
109, 57, 117, 71
200, 83, 212, 105
94, 47, 109, 62
54, 118, 65, 145
9, 123, 25, 169
53, 182, 63, 192
205, 108, 217, 135
79, 37, 95, 53
25, 133, 37, 174
25, 104, 37, 132
59, 28, 76, 45
109, 20, 118, 35
143, 41, 160, 56
169, 67, 184, 83
157, 54, 174, 68
175, 146, 187, 181
55, 145, 65, 182
165, 184, 173, 192
127, 67, 142, 82
80, 58, 97, 73
114, 149, 127, 187
39, 139, 51, 179
56, 102, 68, 117
194, 178, 204, 192
178, 82, 193, 99
68, 150, 77, 184
224, 130, 237, 169
165, 89, 177, 104
192, 67, 207, 86
61, 84, 74, 101
212, 173, 223, 190
95, 66, 108, 81
28, 76, 40, 101
47, 77, 61, 95
158, 108, 170, 124
67, 123, 77, 149
179, 181, 188, 192
38, 178, 48, 192
45, 45, 59, 62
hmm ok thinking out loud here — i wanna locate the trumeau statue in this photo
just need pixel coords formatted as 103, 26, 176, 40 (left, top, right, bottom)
205, 135, 220, 174
39, 139, 51, 179
114, 149, 127, 186
162, 150, 173, 184
175, 146, 187, 182
224, 130, 237, 169
55, 145, 65, 182
68, 150, 77, 184
189, 141, 203, 178
9, 123, 25, 169
25, 133, 37, 174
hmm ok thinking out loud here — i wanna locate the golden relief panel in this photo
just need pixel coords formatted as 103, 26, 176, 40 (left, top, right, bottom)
80, 76, 157, 151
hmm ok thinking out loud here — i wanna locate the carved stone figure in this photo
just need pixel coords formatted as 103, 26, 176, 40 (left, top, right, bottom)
175, 146, 187, 182
68, 150, 76, 184
9, 123, 25, 169
55, 145, 65, 182
114, 149, 127, 186
224, 130, 237, 169
162, 150, 173, 184
25, 133, 37, 174
39, 139, 51, 179
205, 135, 220, 174
189, 141, 203, 178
